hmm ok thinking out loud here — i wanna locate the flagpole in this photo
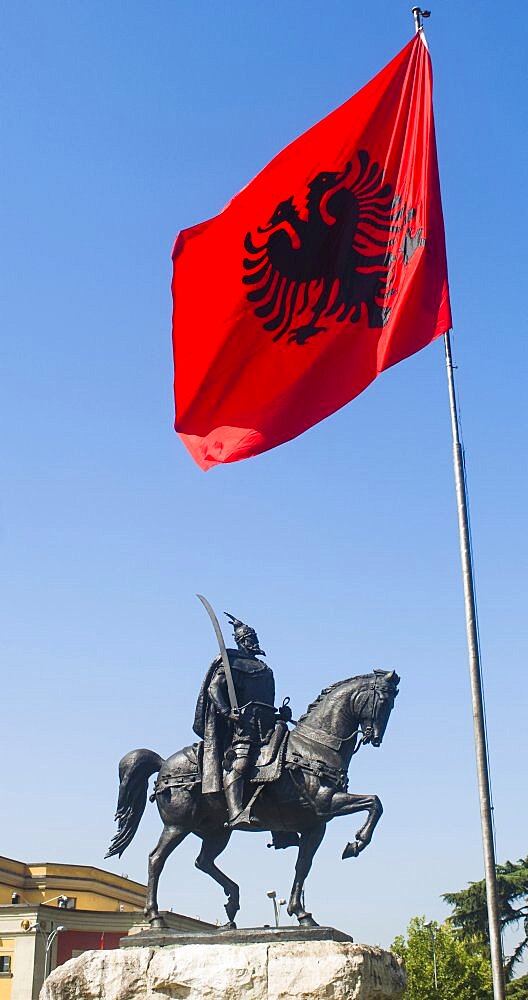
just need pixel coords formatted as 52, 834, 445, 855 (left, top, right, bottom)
410, 10, 506, 999
443, 332, 505, 1000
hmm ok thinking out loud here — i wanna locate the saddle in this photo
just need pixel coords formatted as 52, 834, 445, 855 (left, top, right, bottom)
247, 720, 289, 784
150, 743, 202, 800
151, 724, 289, 801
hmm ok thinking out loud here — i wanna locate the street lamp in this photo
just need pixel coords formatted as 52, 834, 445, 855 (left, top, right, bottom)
12, 893, 73, 909
27, 923, 66, 979
424, 921, 438, 993
266, 890, 286, 928
45, 926, 66, 977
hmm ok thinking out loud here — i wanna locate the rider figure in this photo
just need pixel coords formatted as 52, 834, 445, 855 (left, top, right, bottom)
193, 613, 292, 829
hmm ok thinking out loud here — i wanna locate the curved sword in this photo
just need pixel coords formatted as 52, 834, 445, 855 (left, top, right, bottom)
196, 594, 239, 713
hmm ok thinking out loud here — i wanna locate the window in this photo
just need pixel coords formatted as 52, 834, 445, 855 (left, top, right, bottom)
0, 956, 12, 975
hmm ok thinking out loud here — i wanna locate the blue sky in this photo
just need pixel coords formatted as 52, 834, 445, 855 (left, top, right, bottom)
1, 0, 527, 953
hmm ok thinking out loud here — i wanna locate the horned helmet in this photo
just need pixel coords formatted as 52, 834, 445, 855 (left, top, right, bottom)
224, 612, 266, 657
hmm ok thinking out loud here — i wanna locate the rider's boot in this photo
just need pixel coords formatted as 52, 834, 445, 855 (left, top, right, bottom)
224, 775, 245, 827
224, 775, 258, 829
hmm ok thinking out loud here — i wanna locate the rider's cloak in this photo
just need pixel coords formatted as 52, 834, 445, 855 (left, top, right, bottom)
193, 650, 275, 793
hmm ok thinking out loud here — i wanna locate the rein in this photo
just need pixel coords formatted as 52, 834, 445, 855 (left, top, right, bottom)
295, 676, 381, 755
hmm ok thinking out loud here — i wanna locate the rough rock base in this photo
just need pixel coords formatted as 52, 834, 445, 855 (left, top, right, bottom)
41, 939, 405, 1000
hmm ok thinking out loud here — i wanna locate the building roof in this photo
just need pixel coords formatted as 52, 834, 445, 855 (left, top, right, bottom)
0, 855, 145, 909
0, 857, 215, 930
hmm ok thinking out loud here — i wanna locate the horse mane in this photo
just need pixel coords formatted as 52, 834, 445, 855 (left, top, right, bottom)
297, 673, 374, 725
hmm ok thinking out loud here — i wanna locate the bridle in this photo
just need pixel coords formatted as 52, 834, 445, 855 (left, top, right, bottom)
294, 673, 387, 756
344, 675, 383, 755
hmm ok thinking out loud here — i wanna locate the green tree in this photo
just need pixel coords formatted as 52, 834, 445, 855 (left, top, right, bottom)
506, 972, 528, 999
443, 856, 528, 980
392, 916, 492, 1000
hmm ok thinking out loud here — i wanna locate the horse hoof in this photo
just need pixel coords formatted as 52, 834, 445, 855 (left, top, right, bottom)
218, 921, 237, 930
224, 899, 240, 923
298, 913, 319, 928
342, 841, 359, 859
149, 915, 167, 929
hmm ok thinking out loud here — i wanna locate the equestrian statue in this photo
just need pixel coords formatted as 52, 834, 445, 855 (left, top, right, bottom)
106, 596, 400, 929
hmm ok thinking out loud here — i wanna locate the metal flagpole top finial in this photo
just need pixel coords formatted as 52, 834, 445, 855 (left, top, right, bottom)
412, 6, 431, 32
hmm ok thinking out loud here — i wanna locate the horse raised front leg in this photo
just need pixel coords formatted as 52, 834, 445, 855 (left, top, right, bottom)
287, 822, 326, 927
327, 791, 383, 860
195, 831, 240, 928
145, 824, 188, 926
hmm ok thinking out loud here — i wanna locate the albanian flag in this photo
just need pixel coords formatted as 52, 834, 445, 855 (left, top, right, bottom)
172, 33, 451, 470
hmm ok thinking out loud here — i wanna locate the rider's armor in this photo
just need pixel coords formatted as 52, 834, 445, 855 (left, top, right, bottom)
193, 616, 289, 827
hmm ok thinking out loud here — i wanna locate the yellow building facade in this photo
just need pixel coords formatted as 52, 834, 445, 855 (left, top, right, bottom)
0, 856, 212, 1000
0, 856, 145, 912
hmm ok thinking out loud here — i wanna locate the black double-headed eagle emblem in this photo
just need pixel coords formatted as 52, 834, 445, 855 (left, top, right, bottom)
242, 150, 424, 345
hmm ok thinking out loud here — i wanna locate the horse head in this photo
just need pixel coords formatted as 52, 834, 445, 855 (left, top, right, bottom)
354, 670, 400, 748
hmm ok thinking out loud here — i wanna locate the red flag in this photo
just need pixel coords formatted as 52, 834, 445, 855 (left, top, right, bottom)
172, 34, 451, 470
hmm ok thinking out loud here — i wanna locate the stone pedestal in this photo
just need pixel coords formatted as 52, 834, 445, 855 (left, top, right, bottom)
121, 924, 355, 948
41, 933, 405, 1000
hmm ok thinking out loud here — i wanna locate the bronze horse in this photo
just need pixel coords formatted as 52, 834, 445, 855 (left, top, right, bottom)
106, 669, 399, 927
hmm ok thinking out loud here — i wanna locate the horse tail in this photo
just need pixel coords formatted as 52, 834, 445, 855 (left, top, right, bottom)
105, 748, 163, 859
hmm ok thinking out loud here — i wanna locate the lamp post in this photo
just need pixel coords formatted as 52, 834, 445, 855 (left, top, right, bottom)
28, 923, 66, 979
266, 890, 286, 928
424, 922, 438, 994
45, 926, 66, 977
18, 894, 71, 908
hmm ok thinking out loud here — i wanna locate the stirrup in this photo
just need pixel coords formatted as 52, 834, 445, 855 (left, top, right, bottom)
225, 804, 259, 829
